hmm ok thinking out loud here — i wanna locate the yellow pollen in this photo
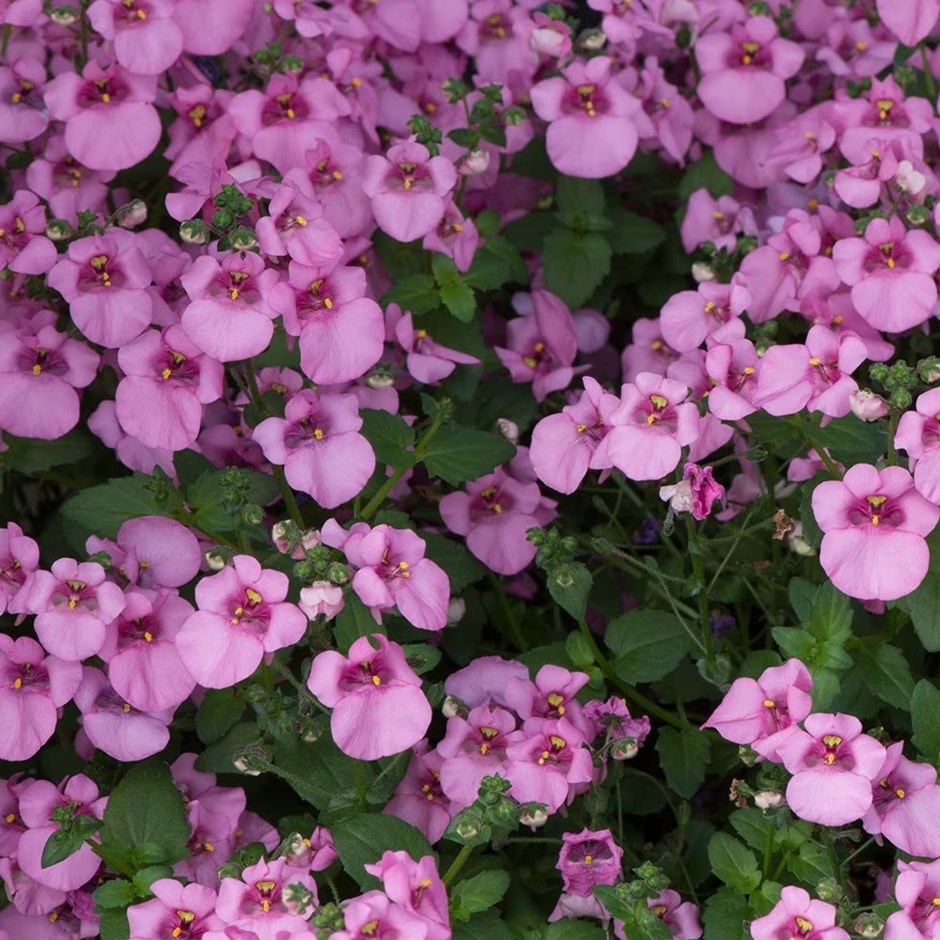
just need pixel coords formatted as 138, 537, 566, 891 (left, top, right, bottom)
795, 917, 813, 934
424, 101, 436, 113
229, 288, 240, 300
403, 179, 413, 190
887, 258, 895, 268
32, 364, 42, 376
805, 130, 815, 140
13, 678, 22, 690
576, 424, 587, 433
189, 104, 206, 127
351, 77, 362, 87
5, 813, 15, 823
871, 515, 880, 526
646, 414, 656, 426
294, 215, 308, 227
324, 297, 334, 309
822, 734, 842, 747
779, 252, 790, 261
855, 40, 867, 51
11, 92, 22, 104
742, 55, 752, 65
832, 315, 843, 324
480, 743, 489, 754
809, 357, 822, 366
362, 921, 379, 937
867, 495, 887, 507
161, 368, 172, 380
523, 356, 538, 368
481, 726, 499, 738
452, 222, 463, 232
286, 108, 295, 119
202, 842, 214, 852
257, 880, 276, 893
491, 503, 503, 514
68, 598, 78, 610
172, 930, 181, 939
704, 301, 717, 313
245, 588, 263, 605
534, 342, 545, 353
808, 198, 820, 210
0, 228, 4, 237
547, 692, 565, 709
420, 879, 431, 889
332, 170, 343, 180
372, 675, 381, 686
313, 428, 324, 440
90, 255, 109, 271
415, 329, 428, 339
143, 631, 153, 642
137, 8, 146, 17
50, 913, 59, 923
584, 854, 593, 864
896, 788, 906, 799
101, 92, 111, 103
538, 750, 551, 765
660, 97, 670, 108
871, 149, 880, 159
933, 898, 940, 906
763, 699, 775, 708
122, 703, 131, 713
650, 394, 667, 409
651, 340, 663, 351
743, 366, 755, 376
550, 735, 566, 749
261, 900, 271, 913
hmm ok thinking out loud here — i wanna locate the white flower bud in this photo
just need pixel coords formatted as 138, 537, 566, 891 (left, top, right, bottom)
692, 261, 716, 283
496, 418, 519, 444
754, 790, 785, 810
447, 597, 466, 625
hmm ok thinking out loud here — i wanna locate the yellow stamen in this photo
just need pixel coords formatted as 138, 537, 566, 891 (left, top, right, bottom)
161, 368, 172, 380
779, 252, 790, 261
332, 170, 343, 180
650, 394, 667, 409
313, 428, 324, 440
143, 631, 153, 642
576, 424, 587, 433
202, 842, 214, 852
245, 588, 263, 605
896, 788, 906, 799
32, 364, 42, 376
324, 297, 333, 309
101, 92, 111, 103
294, 215, 307, 226
584, 854, 593, 864
229, 288, 240, 300
13, 678, 22, 690
763, 699, 775, 708
4, 813, 14, 823
122, 703, 131, 713
372, 675, 381, 686
549, 735, 566, 749
809, 357, 822, 366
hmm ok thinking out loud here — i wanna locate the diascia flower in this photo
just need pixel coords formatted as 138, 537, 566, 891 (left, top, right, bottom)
812, 464, 940, 601
307, 634, 432, 761
750, 886, 849, 940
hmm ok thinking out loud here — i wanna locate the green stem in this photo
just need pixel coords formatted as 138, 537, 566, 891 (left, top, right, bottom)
690, 531, 717, 676
887, 408, 901, 465
358, 408, 446, 521
805, 438, 842, 479
922, 44, 939, 107
442, 844, 474, 886
488, 571, 526, 651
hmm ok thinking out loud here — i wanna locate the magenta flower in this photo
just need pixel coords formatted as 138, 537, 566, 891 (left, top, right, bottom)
364, 851, 450, 940
660, 279, 750, 354
87, 0, 184, 76
43, 61, 161, 171
333, 890, 434, 940
895, 388, 940, 504
127, 879, 223, 940
750, 886, 848, 940
703, 659, 813, 762
422, 200, 480, 273
0, 319, 98, 441
557, 829, 623, 896
253, 390, 376, 510
0, 636, 81, 762
443, 655, 529, 711
22, 558, 126, 662
812, 464, 940, 601
0, 60, 49, 144
506, 665, 590, 728
46, 229, 154, 348
861, 742, 940, 858
300, 136, 372, 239
268, 260, 385, 385
832, 216, 940, 333
647, 890, 702, 940
437, 704, 517, 807
215, 857, 317, 936
582, 697, 651, 757
877, 0, 940, 46
495, 290, 579, 402
391, 306, 480, 384
307, 634, 432, 761
173, 0, 254, 55
0, 522, 38, 616
530, 56, 640, 179
384, 747, 454, 843
175, 555, 307, 690
593, 373, 701, 482
887, 859, 940, 940
0, 190, 56, 275
530, 377, 620, 495
696, 15, 804, 125
98, 589, 196, 712
115, 325, 224, 453
504, 717, 594, 813
340, 524, 450, 632
754, 325, 868, 419
775, 713, 887, 826
362, 141, 457, 243
17, 775, 106, 892
660, 464, 726, 522
705, 335, 760, 421
180, 252, 280, 363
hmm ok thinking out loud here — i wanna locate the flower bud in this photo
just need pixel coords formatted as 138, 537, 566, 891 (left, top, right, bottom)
530, 25, 570, 58
854, 913, 884, 938
180, 219, 209, 245
45, 219, 74, 241
496, 418, 519, 443
442, 694, 466, 719
753, 789, 785, 810
850, 389, 889, 421
447, 597, 466, 625
116, 199, 147, 228
230, 227, 257, 250
367, 365, 395, 388
578, 28, 607, 50
611, 738, 639, 760
815, 878, 842, 903
49, 6, 80, 25
786, 523, 816, 557
691, 261, 716, 283
326, 562, 349, 585
459, 149, 491, 176
205, 549, 228, 571
520, 805, 549, 830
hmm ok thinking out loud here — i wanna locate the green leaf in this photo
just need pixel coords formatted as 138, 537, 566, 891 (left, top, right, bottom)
548, 563, 592, 621
606, 610, 691, 684
61, 475, 170, 538
911, 680, 940, 760
787, 841, 835, 884
896, 534, 940, 651
464, 239, 527, 292
100, 760, 190, 870
98, 910, 130, 940
196, 688, 247, 745
423, 533, 485, 592
544, 921, 607, 940
707, 833, 762, 893
702, 886, 750, 940
331, 813, 434, 890
453, 909, 516, 940
810, 414, 887, 466
421, 427, 515, 485
194, 721, 262, 774
2, 429, 95, 474
605, 210, 666, 255
857, 644, 915, 710
334, 592, 385, 652
728, 809, 773, 852
273, 737, 370, 810
381, 273, 440, 315
185, 468, 280, 531
542, 228, 611, 309
501, 212, 552, 252
678, 151, 734, 200
401, 642, 442, 675
433, 254, 476, 322
555, 175, 606, 217
93, 879, 136, 910
655, 727, 711, 799
451, 870, 511, 917
360, 409, 416, 470
41, 827, 87, 869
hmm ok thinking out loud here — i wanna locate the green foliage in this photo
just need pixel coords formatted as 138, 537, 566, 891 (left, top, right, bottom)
421, 427, 516, 484
331, 813, 434, 889
606, 611, 691, 684
707, 833, 761, 893
450, 870, 511, 921
655, 727, 711, 799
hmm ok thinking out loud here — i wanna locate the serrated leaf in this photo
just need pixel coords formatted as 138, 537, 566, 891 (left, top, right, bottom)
542, 228, 611, 309
555, 176, 606, 217
451, 870, 511, 915
421, 427, 515, 485
548, 563, 592, 622
606, 209, 666, 255
196, 688, 247, 745
331, 813, 434, 890
41, 827, 87, 869
61, 475, 170, 539
360, 409, 416, 470
707, 833, 761, 892
422, 533, 485, 592
702, 886, 750, 940
2, 429, 95, 474
545, 922, 606, 940
98, 910, 130, 940
453, 909, 517, 940
787, 841, 834, 884
381, 273, 440, 315
273, 737, 371, 810
93, 879, 136, 910
912, 680, 940, 759
606, 610, 691, 684
857, 644, 915, 710
655, 727, 711, 799
433, 254, 476, 322
728, 809, 773, 852
194, 721, 262, 774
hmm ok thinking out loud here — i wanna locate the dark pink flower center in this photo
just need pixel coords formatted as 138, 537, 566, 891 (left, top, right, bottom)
53, 578, 99, 613
863, 240, 911, 274
297, 277, 336, 318
312, 154, 343, 189
564, 838, 615, 866
156, 348, 199, 386
228, 587, 268, 628
388, 161, 433, 194
78, 253, 123, 291
804, 733, 855, 771
469, 485, 512, 520
481, 12, 510, 40
211, 269, 259, 304
4, 659, 49, 694
118, 0, 151, 26
846, 493, 904, 529
119, 615, 160, 647
78, 76, 128, 107
534, 733, 569, 767
634, 393, 677, 430
341, 658, 387, 691
562, 82, 608, 119
262, 92, 309, 126
287, 414, 330, 448
729, 39, 769, 69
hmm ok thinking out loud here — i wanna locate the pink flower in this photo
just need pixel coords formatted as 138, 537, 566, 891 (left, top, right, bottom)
832, 216, 940, 333
557, 829, 623, 896
173, 0, 254, 55
252, 390, 376, 510
115, 325, 224, 453
362, 141, 457, 243
775, 713, 887, 826
660, 279, 750, 354
43, 61, 161, 171
443, 655, 529, 711
506, 664, 590, 729
895, 388, 940, 503
530, 377, 620, 495
0, 523, 39, 616
87, 0, 184, 76
342, 524, 450, 632
680, 191, 756, 256
887, 859, 940, 940
0, 61, 49, 144
332, 890, 433, 940
592, 373, 701, 481
390, 306, 480, 384
0, 191, 56, 274
750, 886, 849, 940
530, 56, 640, 178
0, 636, 81, 762
384, 748, 454, 843
22, 559, 126, 662
876, 0, 940, 47
812, 465, 940, 601
180, 252, 280, 363
660, 463, 726, 522
647, 890, 702, 940
861, 742, 940, 858
307, 634, 432, 761
46, 229, 154, 348
298, 582, 345, 622
127, 879, 223, 940
364, 851, 450, 940
495, 290, 578, 402
696, 16, 804, 125
174, 556, 307, 689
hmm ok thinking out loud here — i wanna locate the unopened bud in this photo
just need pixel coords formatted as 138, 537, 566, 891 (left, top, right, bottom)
367, 365, 395, 388
850, 388, 889, 421
241, 504, 265, 526
815, 877, 842, 903
753, 789, 785, 810
611, 738, 639, 761
116, 199, 147, 228
205, 549, 228, 571
454, 815, 483, 840
890, 388, 913, 410
520, 805, 549, 830
578, 28, 607, 50
447, 597, 466, 625
459, 149, 491, 176
442, 694, 466, 719
180, 219, 209, 245
691, 261, 716, 283
854, 913, 884, 938
326, 562, 349, 585
786, 522, 816, 557
919, 358, 940, 383
496, 418, 519, 443
49, 5, 80, 24
530, 25, 570, 57
45, 219, 74, 241
230, 227, 257, 250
